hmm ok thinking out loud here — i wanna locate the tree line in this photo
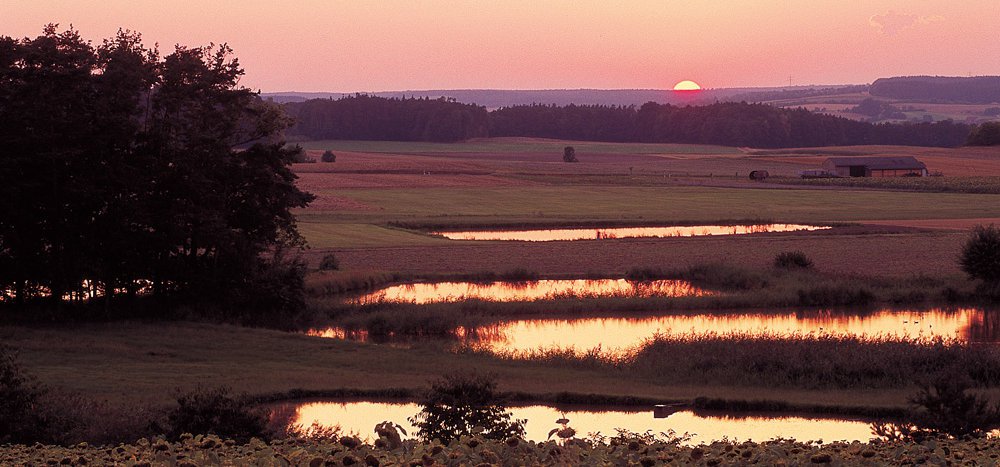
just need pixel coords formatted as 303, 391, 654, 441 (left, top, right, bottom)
286, 97, 972, 147
0, 26, 313, 324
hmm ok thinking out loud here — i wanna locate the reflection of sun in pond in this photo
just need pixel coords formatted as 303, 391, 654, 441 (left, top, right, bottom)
673, 80, 702, 91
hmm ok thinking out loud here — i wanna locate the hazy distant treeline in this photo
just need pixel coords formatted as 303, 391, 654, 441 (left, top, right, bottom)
283, 95, 490, 142
286, 96, 971, 147
870, 76, 1000, 104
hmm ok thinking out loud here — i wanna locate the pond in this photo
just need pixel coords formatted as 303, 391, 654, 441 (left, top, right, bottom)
433, 224, 830, 242
350, 279, 712, 304
269, 400, 877, 446
308, 308, 992, 358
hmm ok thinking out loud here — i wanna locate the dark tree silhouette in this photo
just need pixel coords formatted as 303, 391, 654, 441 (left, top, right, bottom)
0, 26, 314, 322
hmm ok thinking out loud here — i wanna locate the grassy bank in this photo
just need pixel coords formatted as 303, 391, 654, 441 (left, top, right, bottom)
1, 321, 917, 412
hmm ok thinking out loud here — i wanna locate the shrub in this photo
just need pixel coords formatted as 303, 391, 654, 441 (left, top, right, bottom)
908, 371, 1000, 437
321, 150, 336, 162
773, 251, 813, 269
409, 372, 525, 442
167, 386, 270, 443
960, 224, 1000, 284
0, 346, 45, 444
319, 254, 340, 271
562, 146, 578, 162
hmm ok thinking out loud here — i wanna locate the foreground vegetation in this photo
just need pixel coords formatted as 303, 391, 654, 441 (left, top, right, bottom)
3, 433, 999, 466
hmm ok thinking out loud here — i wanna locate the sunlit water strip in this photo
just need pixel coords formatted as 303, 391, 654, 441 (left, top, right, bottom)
275, 400, 876, 446
434, 224, 830, 242
308, 308, 992, 358
350, 279, 711, 304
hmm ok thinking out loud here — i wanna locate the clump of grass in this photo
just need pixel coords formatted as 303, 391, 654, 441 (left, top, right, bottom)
773, 251, 813, 269
676, 263, 768, 290
497, 267, 539, 282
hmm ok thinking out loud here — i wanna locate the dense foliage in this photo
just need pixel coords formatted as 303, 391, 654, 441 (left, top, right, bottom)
409, 373, 525, 442
285, 96, 971, 147
870, 76, 1000, 104
0, 26, 314, 320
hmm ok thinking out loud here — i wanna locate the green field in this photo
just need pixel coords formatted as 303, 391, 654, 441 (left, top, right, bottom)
293, 139, 743, 155
299, 185, 1000, 248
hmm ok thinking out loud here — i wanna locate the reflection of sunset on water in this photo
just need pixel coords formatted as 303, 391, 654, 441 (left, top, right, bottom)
281, 401, 875, 445
308, 308, 996, 357
472, 309, 985, 358
435, 224, 829, 242
351, 279, 711, 304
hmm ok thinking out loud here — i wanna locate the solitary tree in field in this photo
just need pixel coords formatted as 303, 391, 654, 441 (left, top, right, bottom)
563, 146, 578, 162
321, 150, 336, 162
960, 224, 1000, 290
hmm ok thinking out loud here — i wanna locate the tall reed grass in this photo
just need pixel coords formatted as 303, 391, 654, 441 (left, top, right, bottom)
477, 333, 1000, 390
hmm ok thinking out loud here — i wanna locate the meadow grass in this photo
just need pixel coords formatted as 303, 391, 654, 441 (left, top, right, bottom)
296, 183, 1000, 248
1, 321, 921, 412
772, 176, 1000, 194
292, 139, 742, 155
330, 186, 1000, 222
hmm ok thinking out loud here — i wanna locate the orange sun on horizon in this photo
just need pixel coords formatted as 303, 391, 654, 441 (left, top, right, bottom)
672, 80, 702, 91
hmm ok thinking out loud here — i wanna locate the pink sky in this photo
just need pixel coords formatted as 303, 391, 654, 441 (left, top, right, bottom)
3, 1, 999, 92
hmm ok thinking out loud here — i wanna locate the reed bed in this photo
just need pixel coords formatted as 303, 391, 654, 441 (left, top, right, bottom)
476, 332, 1000, 390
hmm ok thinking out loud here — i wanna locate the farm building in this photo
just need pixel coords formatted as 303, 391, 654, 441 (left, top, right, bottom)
822, 156, 928, 178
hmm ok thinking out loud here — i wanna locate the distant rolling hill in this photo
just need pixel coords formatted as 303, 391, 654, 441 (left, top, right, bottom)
870, 76, 1000, 104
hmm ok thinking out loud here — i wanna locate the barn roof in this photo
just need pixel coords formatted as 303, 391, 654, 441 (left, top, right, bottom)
824, 156, 926, 170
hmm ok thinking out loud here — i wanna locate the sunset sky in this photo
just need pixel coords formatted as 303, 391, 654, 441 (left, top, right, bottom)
3, 1, 999, 92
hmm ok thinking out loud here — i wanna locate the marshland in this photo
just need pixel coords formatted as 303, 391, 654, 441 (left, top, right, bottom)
5, 7, 1000, 464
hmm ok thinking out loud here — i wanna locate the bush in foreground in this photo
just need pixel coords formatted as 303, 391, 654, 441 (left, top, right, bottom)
409, 372, 525, 442
167, 386, 271, 443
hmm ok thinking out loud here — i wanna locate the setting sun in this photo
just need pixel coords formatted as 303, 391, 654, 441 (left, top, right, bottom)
673, 80, 702, 91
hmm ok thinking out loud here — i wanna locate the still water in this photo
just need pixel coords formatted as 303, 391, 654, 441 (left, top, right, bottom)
273, 400, 875, 446
434, 224, 830, 242
351, 279, 712, 304
309, 308, 991, 357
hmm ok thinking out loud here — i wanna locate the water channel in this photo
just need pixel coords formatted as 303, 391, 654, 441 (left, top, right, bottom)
434, 224, 830, 242
271, 400, 877, 445
350, 279, 712, 304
